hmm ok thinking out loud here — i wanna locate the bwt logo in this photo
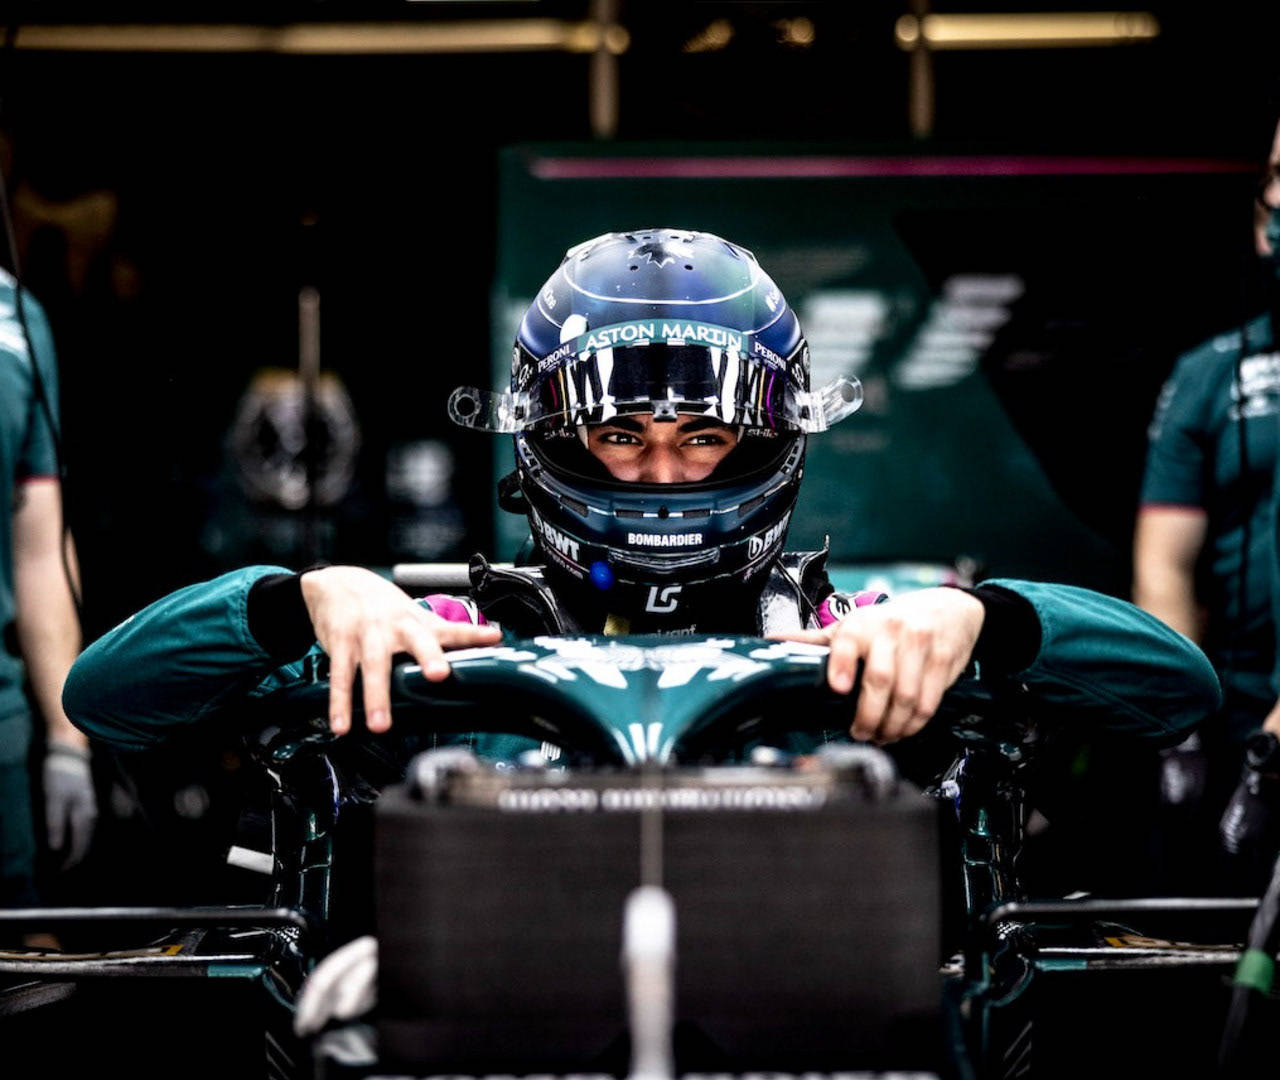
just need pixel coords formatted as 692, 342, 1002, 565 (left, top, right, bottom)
747, 512, 791, 559
531, 510, 581, 562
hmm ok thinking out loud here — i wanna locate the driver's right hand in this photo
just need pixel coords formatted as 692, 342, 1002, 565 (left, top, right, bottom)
772, 586, 985, 745
299, 566, 502, 736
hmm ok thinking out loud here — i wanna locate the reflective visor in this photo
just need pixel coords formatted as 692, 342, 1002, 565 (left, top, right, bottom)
450, 323, 860, 435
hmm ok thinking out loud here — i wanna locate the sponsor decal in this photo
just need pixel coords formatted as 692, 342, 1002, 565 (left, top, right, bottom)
452, 637, 825, 694
554, 321, 748, 358
1229, 352, 1280, 421
746, 511, 792, 559
543, 322, 772, 424
825, 593, 854, 620
751, 339, 786, 368
582, 321, 658, 351
657, 321, 743, 352
645, 585, 683, 613
495, 784, 828, 813
543, 546, 585, 579
537, 339, 577, 371
530, 507, 582, 563
627, 532, 704, 548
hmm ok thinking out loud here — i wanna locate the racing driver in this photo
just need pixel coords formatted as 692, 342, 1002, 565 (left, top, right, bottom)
63, 228, 1220, 760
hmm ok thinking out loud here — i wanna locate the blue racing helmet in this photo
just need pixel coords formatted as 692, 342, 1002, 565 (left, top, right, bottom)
450, 228, 861, 619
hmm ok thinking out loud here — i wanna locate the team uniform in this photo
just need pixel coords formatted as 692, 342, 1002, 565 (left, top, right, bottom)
0, 275, 62, 904
1141, 314, 1280, 752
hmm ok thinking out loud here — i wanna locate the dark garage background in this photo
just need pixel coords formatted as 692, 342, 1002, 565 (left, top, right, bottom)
2, 1, 1277, 633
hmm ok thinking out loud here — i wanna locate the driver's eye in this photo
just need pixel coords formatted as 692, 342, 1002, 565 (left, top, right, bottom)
599, 430, 640, 445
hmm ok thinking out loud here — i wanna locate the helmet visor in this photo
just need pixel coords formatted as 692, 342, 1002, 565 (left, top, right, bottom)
450, 327, 860, 435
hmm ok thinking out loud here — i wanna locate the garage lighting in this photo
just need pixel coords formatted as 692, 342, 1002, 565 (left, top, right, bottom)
896, 12, 1159, 50
5, 20, 631, 55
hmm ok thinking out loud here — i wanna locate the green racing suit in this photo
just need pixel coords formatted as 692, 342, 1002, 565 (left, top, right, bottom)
62, 564, 1221, 760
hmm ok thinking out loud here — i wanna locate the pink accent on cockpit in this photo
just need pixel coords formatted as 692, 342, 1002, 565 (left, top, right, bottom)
422, 594, 487, 626
816, 589, 889, 628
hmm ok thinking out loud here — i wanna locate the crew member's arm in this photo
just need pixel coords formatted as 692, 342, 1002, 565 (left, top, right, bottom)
1132, 505, 1208, 642
1131, 334, 1217, 640
13, 477, 95, 865
14, 479, 82, 748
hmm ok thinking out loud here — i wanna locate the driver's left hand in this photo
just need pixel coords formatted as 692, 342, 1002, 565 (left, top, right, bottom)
771, 587, 985, 745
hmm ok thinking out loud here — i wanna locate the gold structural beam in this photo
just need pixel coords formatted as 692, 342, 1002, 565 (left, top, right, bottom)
895, 11, 1159, 51
4, 20, 631, 55
897, 11, 1159, 138
589, 0, 621, 139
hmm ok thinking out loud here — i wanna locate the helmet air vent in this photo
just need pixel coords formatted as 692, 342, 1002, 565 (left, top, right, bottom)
560, 494, 588, 517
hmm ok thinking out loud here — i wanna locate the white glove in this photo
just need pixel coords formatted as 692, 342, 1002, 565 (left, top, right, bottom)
294, 935, 378, 1037
44, 740, 98, 868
